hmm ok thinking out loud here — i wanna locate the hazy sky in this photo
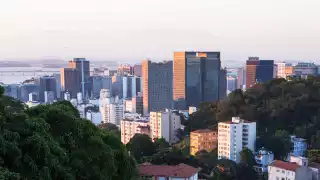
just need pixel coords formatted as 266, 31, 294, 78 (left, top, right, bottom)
0, 0, 320, 63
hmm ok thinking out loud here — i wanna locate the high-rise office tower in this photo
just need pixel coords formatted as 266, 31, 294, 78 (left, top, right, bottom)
123, 76, 142, 99
44, 91, 55, 104
112, 75, 123, 98
173, 52, 221, 109
219, 68, 227, 99
246, 57, 274, 89
67, 58, 90, 98
237, 67, 245, 89
35, 76, 57, 102
60, 68, 81, 98
89, 76, 113, 98
142, 60, 173, 115
227, 76, 237, 93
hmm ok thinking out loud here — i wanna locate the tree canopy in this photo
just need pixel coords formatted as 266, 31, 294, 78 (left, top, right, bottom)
0, 86, 137, 180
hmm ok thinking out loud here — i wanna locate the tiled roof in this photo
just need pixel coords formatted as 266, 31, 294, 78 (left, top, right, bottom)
269, 160, 301, 172
191, 129, 216, 134
138, 163, 199, 178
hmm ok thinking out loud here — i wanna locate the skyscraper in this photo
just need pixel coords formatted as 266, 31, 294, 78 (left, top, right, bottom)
142, 60, 173, 115
35, 76, 57, 102
60, 68, 81, 98
173, 52, 221, 109
67, 58, 90, 98
246, 57, 274, 88
237, 67, 245, 89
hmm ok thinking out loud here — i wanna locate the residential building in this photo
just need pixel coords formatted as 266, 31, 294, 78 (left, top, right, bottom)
276, 62, 286, 78
99, 89, 124, 125
120, 117, 149, 144
173, 51, 221, 109
285, 63, 294, 77
218, 117, 256, 163
86, 111, 102, 125
190, 129, 218, 155
294, 62, 318, 76
189, 106, 197, 115
149, 109, 181, 143
253, 148, 274, 174
138, 163, 199, 180
291, 135, 307, 157
246, 57, 274, 88
268, 160, 312, 180
125, 99, 133, 112
142, 60, 173, 115
309, 162, 320, 180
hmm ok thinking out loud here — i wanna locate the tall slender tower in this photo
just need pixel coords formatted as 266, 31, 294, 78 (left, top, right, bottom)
173, 51, 221, 109
142, 59, 173, 115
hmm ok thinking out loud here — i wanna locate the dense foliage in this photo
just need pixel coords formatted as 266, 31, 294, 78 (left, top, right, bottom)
186, 78, 320, 158
0, 87, 137, 180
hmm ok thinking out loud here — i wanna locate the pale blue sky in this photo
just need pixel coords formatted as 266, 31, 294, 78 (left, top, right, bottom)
0, 0, 319, 63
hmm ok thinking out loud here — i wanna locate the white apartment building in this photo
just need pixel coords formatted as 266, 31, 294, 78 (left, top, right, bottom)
120, 117, 149, 144
149, 109, 181, 144
86, 110, 102, 125
218, 117, 256, 163
268, 158, 312, 180
189, 106, 197, 115
99, 89, 124, 125
125, 99, 133, 112
276, 62, 286, 78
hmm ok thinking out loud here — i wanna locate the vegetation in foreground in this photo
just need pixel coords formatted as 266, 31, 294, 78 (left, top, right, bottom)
0, 86, 137, 180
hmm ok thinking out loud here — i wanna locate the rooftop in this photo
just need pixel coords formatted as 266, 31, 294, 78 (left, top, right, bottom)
221, 120, 253, 124
191, 129, 216, 134
138, 163, 199, 178
269, 160, 300, 172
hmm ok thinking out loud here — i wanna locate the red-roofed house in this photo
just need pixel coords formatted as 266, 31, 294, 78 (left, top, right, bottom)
268, 160, 312, 180
138, 163, 199, 179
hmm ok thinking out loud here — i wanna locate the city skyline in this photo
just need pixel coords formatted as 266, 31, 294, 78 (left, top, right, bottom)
1, 0, 320, 62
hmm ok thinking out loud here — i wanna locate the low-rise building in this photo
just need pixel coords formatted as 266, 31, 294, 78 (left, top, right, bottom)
253, 148, 274, 174
291, 135, 307, 157
138, 163, 199, 180
190, 129, 217, 156
268, 160, 312, 180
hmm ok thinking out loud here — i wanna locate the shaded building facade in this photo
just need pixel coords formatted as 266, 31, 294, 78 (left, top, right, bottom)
246, 57, 274, 88
34, 76, 57, 102
142, 60, 173, 115
173, 52, 221, 109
